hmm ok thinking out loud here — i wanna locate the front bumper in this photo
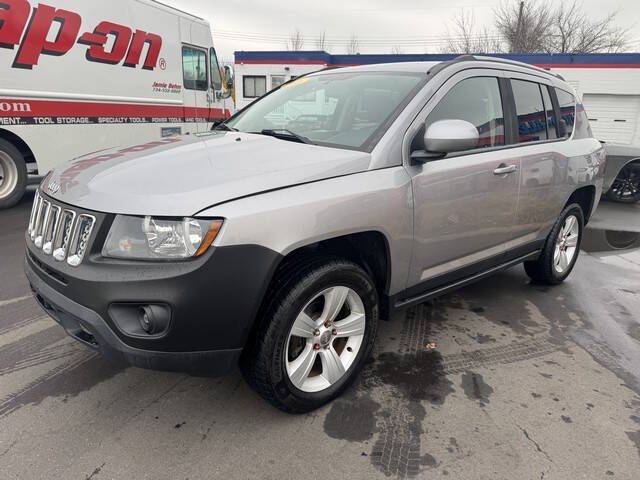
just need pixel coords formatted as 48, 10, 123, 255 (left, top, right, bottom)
24, 210, 281, 375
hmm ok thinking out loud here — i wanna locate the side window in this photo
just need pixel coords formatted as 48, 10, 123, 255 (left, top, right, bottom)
210, 48, 222, 90
243, 76, 267, 99
271, 75, 286, 91
540, 86, 558, 140
182, 46, 208, 91
555, 88, 576, 138
511, 79, 548, 143
425, 77, 505, 148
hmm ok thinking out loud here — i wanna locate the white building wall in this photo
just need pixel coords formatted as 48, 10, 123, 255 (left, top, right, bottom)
234, 63, 326, 110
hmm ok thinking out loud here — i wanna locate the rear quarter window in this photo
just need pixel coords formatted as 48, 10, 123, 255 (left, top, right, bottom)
555, 89, 576, 138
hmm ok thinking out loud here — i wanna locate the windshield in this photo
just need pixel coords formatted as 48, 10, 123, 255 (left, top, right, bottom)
226, 72, 425, 150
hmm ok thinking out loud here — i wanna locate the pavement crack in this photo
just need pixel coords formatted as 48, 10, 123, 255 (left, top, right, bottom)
516, 425, 553, 463
0, 439, 18, 459
85, 462, 105, 480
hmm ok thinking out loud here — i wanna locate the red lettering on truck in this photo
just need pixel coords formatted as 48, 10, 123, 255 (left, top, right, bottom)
0, 1, 163, 70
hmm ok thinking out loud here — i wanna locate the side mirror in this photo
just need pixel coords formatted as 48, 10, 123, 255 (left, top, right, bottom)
411, 119, 479, 164
217, 65, 235, 100
424, 119, 479, 154
223, 65, 234, 91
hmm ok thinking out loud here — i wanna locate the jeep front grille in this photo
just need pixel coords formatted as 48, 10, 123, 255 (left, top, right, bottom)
28, 193, 95, 267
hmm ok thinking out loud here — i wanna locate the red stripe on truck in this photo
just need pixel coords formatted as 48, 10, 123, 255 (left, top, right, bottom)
0, 98, 232, 125
0, 98, 230, 118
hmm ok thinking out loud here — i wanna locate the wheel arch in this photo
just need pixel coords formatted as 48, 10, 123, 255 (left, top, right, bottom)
565, 185, 596, 224
264, 230, 393, 320
0, 129, 36, 165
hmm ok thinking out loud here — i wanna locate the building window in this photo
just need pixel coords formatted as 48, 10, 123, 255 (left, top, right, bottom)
271, 75, 286, 90
243, 76, 267, 98
511, 79, 548, 143
182, 46, 208, 91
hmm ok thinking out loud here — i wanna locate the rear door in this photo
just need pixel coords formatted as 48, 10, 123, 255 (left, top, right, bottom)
405, 70, 521, 292
507, 75, 573, 247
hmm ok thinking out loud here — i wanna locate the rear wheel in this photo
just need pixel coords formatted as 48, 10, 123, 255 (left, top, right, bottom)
0, 139, 27, 209
241, 258, 379, 413
524, 204, 584, 285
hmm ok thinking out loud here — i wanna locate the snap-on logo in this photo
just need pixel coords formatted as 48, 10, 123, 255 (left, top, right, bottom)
0, 0, 163, 70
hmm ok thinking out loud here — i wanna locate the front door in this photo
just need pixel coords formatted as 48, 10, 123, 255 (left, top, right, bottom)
405, 73, 520, 290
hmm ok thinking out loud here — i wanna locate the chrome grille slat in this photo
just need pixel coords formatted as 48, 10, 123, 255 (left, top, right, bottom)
34, 200, 50, 248
30, 194, 43, 240
27, 190, 40, 236
67, 215, 96, 267
52, 209, 76, 262
42, 205, 61, 255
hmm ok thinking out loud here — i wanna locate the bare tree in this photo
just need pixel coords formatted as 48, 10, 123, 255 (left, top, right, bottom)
287, 29, 304, 51
315, 31, 329, 51
492, 0, 629, 53
547, 1, 628, 53
494, 0, 552, 53
347, 34, 360, 55
445, 10, 504, 54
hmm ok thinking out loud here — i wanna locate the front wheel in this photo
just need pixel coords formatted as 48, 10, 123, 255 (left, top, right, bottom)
0, 139, 27, 209
241, 258, 379, 413
524, 204, 584, 285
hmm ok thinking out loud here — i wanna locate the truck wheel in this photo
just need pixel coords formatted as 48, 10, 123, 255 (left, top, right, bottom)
524, 203, 584, 285
0, 139, 27, 209
242, 258, 379, 413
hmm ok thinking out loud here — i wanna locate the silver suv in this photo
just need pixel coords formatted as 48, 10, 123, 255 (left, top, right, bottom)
25, 56, 605, 412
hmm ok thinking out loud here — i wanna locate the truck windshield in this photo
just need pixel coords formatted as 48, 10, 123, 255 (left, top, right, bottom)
225, 72, 425, 150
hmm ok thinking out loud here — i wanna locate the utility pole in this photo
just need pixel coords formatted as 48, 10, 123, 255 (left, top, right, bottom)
514, 0, 524, 53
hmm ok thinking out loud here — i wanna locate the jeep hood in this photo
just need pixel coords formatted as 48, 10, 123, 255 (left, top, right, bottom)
45, 132, 372, 216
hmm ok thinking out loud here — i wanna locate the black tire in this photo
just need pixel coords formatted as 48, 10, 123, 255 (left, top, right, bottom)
241, 257, 379, 413
524, 203, 584, 285
605, 162, 640, 204
0, 139, 27, 209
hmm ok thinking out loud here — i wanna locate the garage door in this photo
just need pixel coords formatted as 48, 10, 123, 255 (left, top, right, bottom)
582, 94, 640, 145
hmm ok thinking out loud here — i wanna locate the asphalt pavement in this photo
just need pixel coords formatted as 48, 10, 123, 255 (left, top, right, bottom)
1, 191, 639, 480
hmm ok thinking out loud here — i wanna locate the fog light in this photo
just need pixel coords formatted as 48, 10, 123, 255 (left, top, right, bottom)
139, 305, 158, 334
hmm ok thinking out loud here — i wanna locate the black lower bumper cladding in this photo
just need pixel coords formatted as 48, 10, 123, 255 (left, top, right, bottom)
24, 241, 282, 376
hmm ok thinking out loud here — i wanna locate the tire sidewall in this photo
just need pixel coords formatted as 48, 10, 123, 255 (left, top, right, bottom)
268, 262, 378, 409
0, 139, 27, 209
548, 204, 584, 282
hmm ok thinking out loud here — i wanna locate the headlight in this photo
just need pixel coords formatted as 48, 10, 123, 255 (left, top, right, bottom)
102, 215, 223, 260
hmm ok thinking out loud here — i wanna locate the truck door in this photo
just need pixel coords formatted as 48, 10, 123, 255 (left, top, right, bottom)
181, 44, 210, 133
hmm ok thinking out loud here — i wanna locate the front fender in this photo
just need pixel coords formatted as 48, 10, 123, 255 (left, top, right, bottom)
198, 168, 414, 296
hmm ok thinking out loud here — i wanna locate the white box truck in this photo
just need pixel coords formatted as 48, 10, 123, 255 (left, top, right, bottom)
0, 0, 233, 207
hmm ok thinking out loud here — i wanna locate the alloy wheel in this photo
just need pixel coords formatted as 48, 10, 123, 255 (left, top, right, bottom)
284, 286, 366, 393
553, 214, 579, 274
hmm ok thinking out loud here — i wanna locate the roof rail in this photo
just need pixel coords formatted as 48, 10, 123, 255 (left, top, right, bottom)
459, 55, 565, 81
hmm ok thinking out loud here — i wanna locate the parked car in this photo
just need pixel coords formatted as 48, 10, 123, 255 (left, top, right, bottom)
24, 56, 605, 413
603, 144, 640, 203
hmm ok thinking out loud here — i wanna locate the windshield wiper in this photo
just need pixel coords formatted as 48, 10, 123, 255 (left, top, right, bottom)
258, 129, 314, 145
213, 122, 238, 132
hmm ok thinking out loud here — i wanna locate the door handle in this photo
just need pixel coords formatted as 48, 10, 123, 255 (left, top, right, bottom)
493, 164, 518, 175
